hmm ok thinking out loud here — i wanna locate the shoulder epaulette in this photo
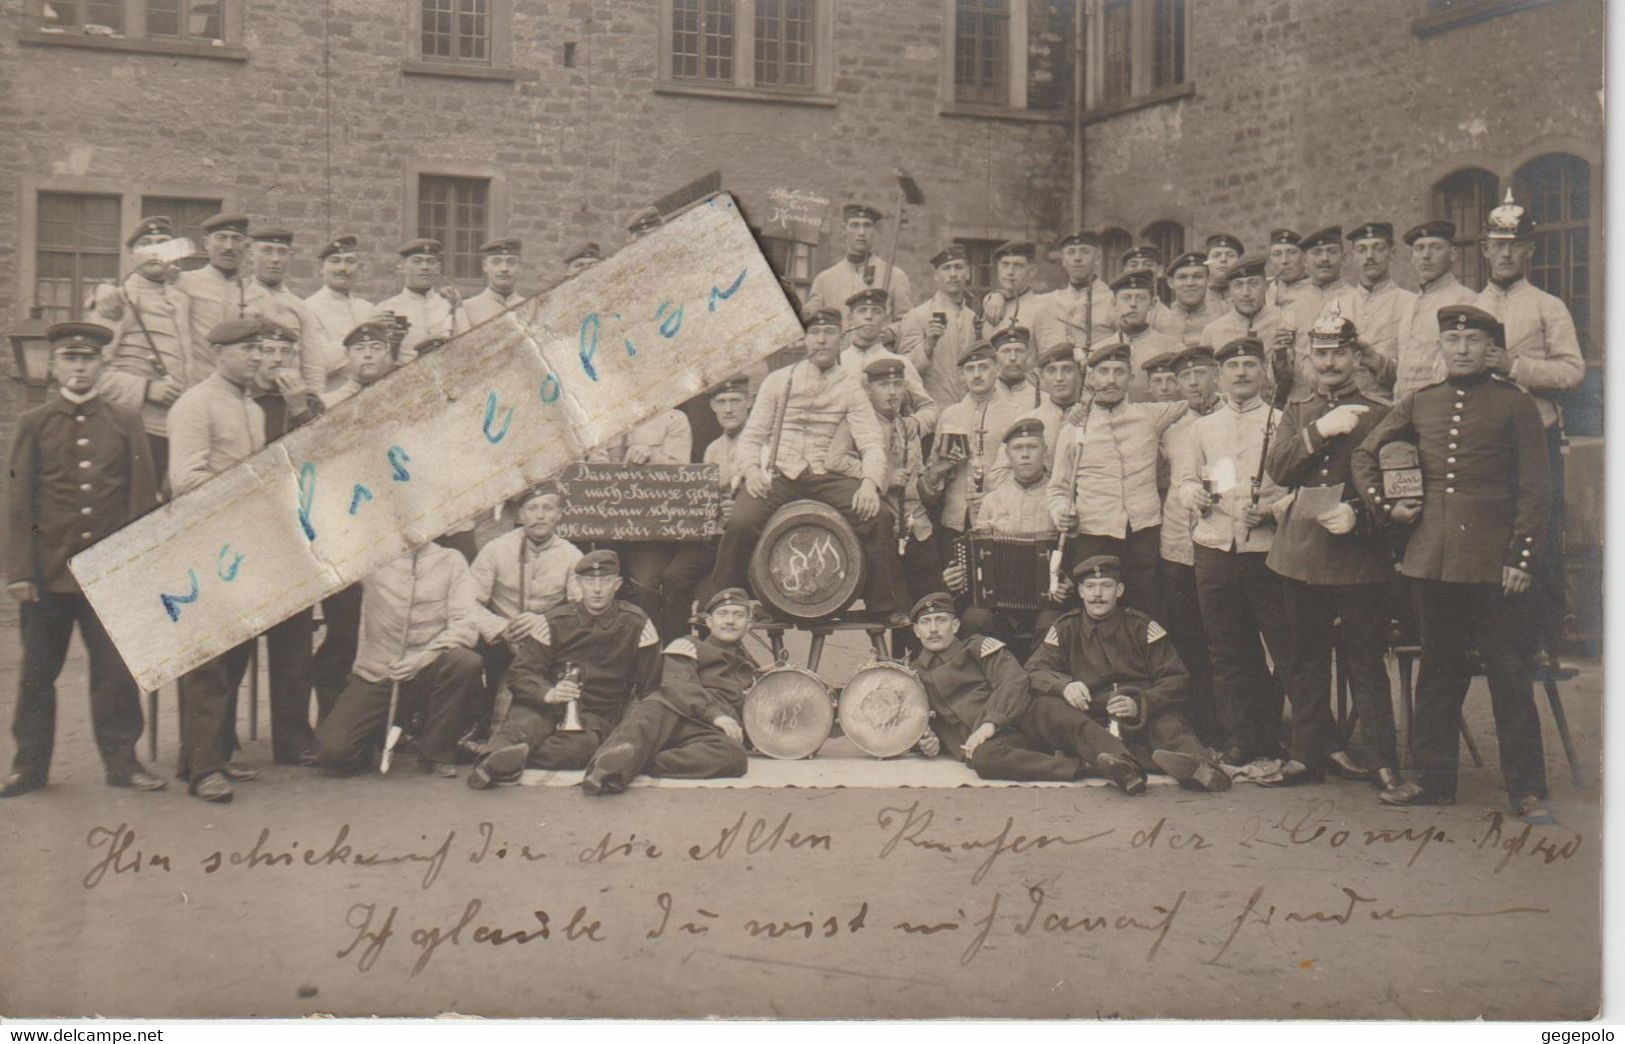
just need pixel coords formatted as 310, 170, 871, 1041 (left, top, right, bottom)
638, 618, 661, 648
977, 636, 1006, 658
1041, 625, 1061, 647
1144, 619, 1167, 643
663, 637, 698, 659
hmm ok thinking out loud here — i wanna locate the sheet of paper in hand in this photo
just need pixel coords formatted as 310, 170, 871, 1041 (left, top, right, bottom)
69, 194, 799, 692
1290, 482, 1345, 520
554, 461, 722, 541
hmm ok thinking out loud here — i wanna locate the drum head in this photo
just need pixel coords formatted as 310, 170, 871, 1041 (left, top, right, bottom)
748, 499, 863, 620
838, 661, 930, 758
744, 666, 834, 760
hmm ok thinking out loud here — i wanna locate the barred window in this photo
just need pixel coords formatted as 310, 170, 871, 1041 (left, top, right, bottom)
1515, 153, 1592, 351
754, 0, 814, 87
35, 192, 121, 323
672, 0, 736, 82
421, 0, 490, 63
417, 175, 490, 281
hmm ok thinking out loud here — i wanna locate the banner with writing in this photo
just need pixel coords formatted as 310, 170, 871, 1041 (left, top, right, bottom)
555, 462, 722, 541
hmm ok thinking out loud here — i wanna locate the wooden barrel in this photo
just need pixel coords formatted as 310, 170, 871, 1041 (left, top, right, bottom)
747, 499, 863, 621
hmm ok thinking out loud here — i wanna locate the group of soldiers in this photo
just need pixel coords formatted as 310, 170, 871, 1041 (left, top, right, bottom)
3, 191, 1581, 824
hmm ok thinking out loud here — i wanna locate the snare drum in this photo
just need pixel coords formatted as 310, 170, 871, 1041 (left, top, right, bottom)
838, 660, 931, 758
743, 665, 835, 760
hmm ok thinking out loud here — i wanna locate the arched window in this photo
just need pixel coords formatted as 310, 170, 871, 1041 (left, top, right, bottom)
1430, 168, 1497, 291
1515, 153, 1592, 351
1098, 227, 1132, 282
1141, 219, 1185, 268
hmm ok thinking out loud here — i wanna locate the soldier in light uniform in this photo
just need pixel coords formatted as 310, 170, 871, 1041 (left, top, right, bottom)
1143, 351, 1182, 403
806, 202, 914, 319
92, 215, 192, 479
1085, 271, 1183, 401
705, 310, 906, 622
174, 212, 253, 384
1265, 229, 1315, 314
1203, 232, 1245, 310
469, 550, 663, 786
898, 244, 979, 408
462, 237, 525, 327
1152, 252, 1227, 346
1120, 244, 1167, 309
1029, 231, 1116, 351
1394, 220, 1479, 400
980, 240, 1039, 337
3, 322, 163, 798
988, 341, 1083, 481
1279, 225, 1354, 362
1473, 191, 1586, 670
376, 238, 469, 362
990, 326, 1039, 405
242, 227, 324, 394
1264, 308, 1404, 791
563, 241, 603, 277
1175, 336, 1293, 767
1339, 221, 1411, 395
703, 374, 751, 496
840, 287, 937, 433
930, 342, 1025, 554
1024, 557, 1230, 791
909, 592, 1146, 792
1047, 341, 1186, 619
1353, 305, 1553, 823
581, 588, 759, 793
302, 235, 379, 395
1199, 256, 1286, 380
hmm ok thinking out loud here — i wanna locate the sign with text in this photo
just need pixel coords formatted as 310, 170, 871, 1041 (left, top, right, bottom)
70, 195, 801, 692
555, 462, 722, 541
765, 186, 831, 238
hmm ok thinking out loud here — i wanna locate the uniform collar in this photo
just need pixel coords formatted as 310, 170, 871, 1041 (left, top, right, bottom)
1226, 394, 1266, 414
1418, 271, 1459, 295
1446, 370, 1492, 388
51, 387, 102, 414
1487, 276, 1528, 294
1357, 276, 1394, 296
1078, 607, 1123, 636
1014, 467, 1049, 490
576, 599, 621, 629
207, 263, 240, 282
1319, 380, 1362, 403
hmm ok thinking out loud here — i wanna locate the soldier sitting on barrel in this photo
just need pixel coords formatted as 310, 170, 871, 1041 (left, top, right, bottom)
580, 588, 760, 794
1024, 556, 1232, 792
908, 593, 1146, 792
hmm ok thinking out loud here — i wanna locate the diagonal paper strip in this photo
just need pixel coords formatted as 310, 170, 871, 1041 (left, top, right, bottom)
70, 194, 802, 692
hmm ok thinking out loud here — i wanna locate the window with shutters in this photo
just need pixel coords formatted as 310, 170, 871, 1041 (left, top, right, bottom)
1431, 168, 1498, 291
35, 192, 122, 323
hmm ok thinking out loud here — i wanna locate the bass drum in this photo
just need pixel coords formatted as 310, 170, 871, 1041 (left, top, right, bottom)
743, 664, 835, 760
838, 660, 930, 758
747, 499, 863, 621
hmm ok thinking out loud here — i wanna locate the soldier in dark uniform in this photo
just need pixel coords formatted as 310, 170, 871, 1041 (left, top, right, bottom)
1265, 307, 1404, 792
3, 322, 163, 797
908, 592, 1145, 792
468, 550, 661, 788
1352, 305, 1553, 822
580, 588, 759, 793
1024, 556, 1231, 791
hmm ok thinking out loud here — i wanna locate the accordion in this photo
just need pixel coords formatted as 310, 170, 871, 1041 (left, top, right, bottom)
954, 534, 1056, 611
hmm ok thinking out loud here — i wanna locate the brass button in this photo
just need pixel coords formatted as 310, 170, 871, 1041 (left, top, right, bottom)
1447, 457, 1456, 464
75, 415, 86, 422
1446, 487, 1456, 494
79, 531, 92, 540
1449, 428, 1459, 436
77, 460, 91, 469
76, 438, 89, 447
1451, 415, 1461, 422
79, 506, 92, 516
79, 483, 91, 492
1448, 443, 1458, 450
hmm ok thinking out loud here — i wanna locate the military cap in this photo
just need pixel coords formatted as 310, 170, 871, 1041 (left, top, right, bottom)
574, 549, 621, 577
704, 587, 753, 613
804, 307, 843, 330
929, 243, 969, 268
864, 356, 906, 381
1269, 228, 1302, 247
845, 287, 890, 310
1072, 555, 1122, 581
993, 240, 1037, 262
1057, 230, 1100, 249
206, 318, 270, 347
909, 592, 958, 622
1403, 220, 1456, 246
842, 202, 883, 223
46, 321, 114, 355
1037, 341, 1079, 368
1484, 189, 1534, 240
1215, 336, 1266, 363
317, 234, 361, 259
1109, 270, 1157, 294
1167, 251, 1209, 275
1002, 416, 1046, 444
1172, 345, 1217, 373
1143, 351, 1180, 375
1308, 303, 1357, 349
343, 318, 398, 348
398, 238, 442, 258
990, 325, 1030, 350
127, 215, 174, 248
258, 320, 298, 344
627, 207, 663, 235
480, 237, 522, 256
414, 336, 449, 355
1299, 226, 1343, 251
1436, 304, 1505, 346
508, 481, 562, 512
958, 341, 997, 367
1085, 341, 1133, 368
201, 213, 250, 235
1346, 221, 1394, 244
1120, 244, 1163, 267
709, 374, 751, 398
249, 227, 294, 245
1204, 233, 1244, 255
1227, 255, 1268, 280
563, 240, 602, 264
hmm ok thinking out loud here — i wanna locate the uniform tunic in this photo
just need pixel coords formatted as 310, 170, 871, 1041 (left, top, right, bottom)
1266, 274, 1317, 314
461, 287, 525, 328
805, 256, 914, 319
1393, 273, 1479, 400
1151, 297, 1227, 346
1175, 397, 1288, 554
827, 411, 931, 541
1157, 397, 1219, 567
507, 601, 662, 723
936, 393, 1026, 532
174, 264, 250, 385
1047, 399, 1186, 539
375, 287, 470, 362
242, 279, 325, 391
733, 359, 887, 487
1340, 278, 1412, 395
704, 431, 742, 491
166, 372, 266, 496
93, 273, 194, 435
1475, 277, 1585, 428
839, 341, 939, 433
1200, 303, 1285, 358
589, 409, 692, 464
467, 530, 584, 642
975, 472, 1055, 535
1081, 326, 1185, 401
1028, 279, 1117, 352
302, 286, 378, 390
898, 292, 980, 407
